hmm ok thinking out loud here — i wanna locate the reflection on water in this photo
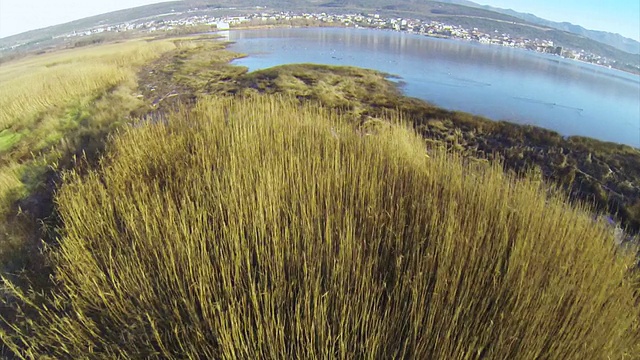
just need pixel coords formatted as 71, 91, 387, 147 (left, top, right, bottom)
229, 28, 640, 147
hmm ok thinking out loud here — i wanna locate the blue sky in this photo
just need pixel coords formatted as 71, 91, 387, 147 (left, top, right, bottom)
1, 0, 639, 41
0, 0, 173, 38
477, 0, 640, 41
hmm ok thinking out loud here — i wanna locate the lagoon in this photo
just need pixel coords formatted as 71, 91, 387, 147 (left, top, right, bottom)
227, 27, 640, 147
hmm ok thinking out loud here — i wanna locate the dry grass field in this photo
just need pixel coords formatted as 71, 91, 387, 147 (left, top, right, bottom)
0, 39, 175, 147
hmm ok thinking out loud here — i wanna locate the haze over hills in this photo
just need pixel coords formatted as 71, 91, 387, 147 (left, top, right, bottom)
312, 0, 640, 54
434, 0, 640, 55
1, 0, 638, 61
312, 0, 640, 62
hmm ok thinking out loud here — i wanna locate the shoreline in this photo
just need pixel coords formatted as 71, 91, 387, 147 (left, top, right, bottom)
224, 26, 640, 148
222, 20, 639, 76
86, 34, 640, 233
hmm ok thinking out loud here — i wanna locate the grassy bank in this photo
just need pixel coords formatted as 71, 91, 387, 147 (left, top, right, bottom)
219, 64, 640, 236
3, 96, 638, 358
121, 40, 640, 235
0, 37, 185, 288
0, 34, 246, 295
0, 36, 245, 358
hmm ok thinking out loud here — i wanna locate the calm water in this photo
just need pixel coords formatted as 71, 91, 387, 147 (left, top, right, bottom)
227, 28, 640, 148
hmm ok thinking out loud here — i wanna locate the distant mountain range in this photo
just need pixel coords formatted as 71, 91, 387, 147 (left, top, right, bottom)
435, 0, 640, 54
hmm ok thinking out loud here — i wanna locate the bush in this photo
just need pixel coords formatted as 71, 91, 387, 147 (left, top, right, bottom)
3, 96, 638, 359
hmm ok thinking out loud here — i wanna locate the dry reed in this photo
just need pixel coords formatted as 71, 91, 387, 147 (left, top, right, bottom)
2, 96, 638, 359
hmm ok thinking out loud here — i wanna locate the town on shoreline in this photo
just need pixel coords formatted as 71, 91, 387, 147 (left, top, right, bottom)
15, 9, 636, 74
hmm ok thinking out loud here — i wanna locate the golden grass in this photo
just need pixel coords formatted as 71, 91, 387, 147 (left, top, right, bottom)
0, 163, 25, 215
0, 39, 175, 139
2, 96, 638, 358
0, 37, 182, 294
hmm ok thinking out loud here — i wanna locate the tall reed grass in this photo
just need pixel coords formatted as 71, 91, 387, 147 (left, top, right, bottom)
2, 96, 638, 358
0, 39, 178, 219
0, 39, 175, 133
0, 38, 185, 316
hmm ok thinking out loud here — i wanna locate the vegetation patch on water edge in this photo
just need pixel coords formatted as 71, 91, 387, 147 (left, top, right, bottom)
201, 61, 640, 236
2, 96, 638, 358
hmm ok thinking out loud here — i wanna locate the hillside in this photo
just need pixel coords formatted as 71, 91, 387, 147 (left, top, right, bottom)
307, 0, 639, 65
478, 5, 640, 55
432, 0, 640, 54
0, 2, 188, 50
1, 0, 638, 68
